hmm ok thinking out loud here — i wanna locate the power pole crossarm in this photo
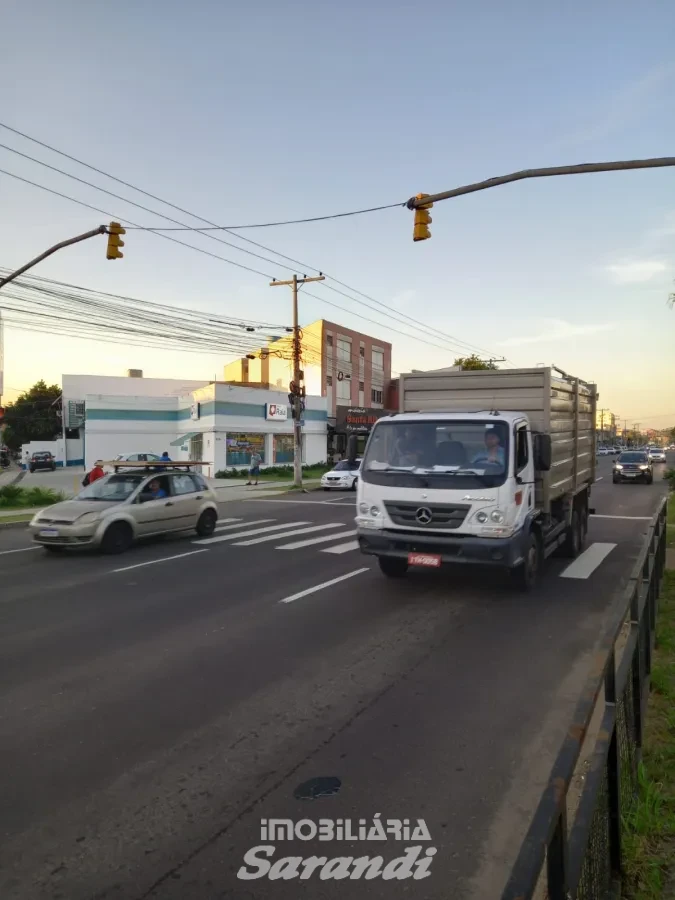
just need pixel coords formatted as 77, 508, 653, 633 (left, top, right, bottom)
0, 226, 107, 289
270, 274, 326, 488
406, 157, 675, 209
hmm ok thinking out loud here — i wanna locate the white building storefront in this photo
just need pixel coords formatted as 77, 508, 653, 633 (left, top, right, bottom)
83, 382, 327, 476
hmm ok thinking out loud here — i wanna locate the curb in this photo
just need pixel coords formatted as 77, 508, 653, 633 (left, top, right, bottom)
0, 520, 30, 530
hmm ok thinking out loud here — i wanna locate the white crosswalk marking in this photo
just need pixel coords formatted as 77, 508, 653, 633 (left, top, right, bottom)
322, 540, 360, 555
276, 529, 357, 550
194, 521, 311, 545
233, 524, 345, 546
213, 518, 275, 533
217, 517, 242, 525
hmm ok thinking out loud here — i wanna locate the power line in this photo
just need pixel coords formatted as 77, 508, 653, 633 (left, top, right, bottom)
0, 123, 498, 359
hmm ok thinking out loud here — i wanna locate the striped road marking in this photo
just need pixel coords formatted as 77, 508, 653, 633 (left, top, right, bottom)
194, 521, 311, 545
233, 524, 344, 547
276, 529, 357, 550
560, 543, 617, 579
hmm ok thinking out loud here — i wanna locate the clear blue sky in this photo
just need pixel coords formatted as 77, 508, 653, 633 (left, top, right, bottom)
1, 0, 674, 427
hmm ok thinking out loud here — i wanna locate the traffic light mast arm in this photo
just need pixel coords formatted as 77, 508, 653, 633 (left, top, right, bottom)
0, 225, 107, 290
406, 156, 675, 210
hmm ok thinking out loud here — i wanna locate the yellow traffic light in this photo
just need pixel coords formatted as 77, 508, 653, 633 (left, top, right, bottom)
106, 221, 126, 260
413, 193, 433, 242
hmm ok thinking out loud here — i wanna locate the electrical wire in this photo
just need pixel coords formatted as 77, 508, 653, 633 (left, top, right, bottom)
0, 123, 498, 359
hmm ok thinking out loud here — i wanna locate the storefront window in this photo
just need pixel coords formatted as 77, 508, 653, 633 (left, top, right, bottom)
273, 434, 294, 464
226, 433, 266, 466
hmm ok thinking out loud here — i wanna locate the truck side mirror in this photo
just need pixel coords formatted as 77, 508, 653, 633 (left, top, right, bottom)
534, 433, 552, 471
347, 434, 358, 465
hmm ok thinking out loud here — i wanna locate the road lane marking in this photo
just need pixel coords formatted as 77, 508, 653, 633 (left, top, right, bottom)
0, 546, 41, 555
112, 549, 208, 573
194, 521, 312, 544
244, 499, 354, 505
590, 515, 653, 520
234, 523, 345, 546
276, 529, 357, 550
322, 540, 360, 554
217, 517, 242, 524
322, 495, 356, 503
279, 568, 370, 604
595, 477, 603, 482
213, 518, 275, 532
560, 543, 617, 579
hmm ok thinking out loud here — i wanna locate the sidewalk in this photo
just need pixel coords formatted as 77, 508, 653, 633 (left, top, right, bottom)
0, 466, 23, 488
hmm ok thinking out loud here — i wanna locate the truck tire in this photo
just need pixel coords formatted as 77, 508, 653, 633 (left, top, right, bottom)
560, 509, 582, 558
378, 557, 408, 578
511, 531, 540, 591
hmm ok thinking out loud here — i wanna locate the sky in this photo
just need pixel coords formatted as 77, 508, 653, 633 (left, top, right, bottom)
1, 0, 674, 428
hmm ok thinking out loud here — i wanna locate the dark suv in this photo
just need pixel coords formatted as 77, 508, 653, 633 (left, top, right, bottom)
613, 451, 653, 485
29, 451, 56, 473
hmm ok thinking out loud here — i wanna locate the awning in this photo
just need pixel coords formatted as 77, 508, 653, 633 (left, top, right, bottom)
170, 432, 200, 447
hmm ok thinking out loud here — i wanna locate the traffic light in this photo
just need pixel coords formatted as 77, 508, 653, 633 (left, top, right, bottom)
413, 193, 433, 242
106, 221, 126, 260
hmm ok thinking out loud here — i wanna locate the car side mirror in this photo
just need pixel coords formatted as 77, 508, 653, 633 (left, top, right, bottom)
533, 433, 552, 471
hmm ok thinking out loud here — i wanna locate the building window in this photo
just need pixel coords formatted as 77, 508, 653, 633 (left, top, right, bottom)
326, 335, 333, 347
359, 381, 364, 390
337, 337, 351, 362
359, 346, 365, 358
371, 388, 383, 404
326, 375, 333, 386
372, 348, 384, 371
273, 434, 294, 464
226, 433, 265, 466
337, 377, 351, 402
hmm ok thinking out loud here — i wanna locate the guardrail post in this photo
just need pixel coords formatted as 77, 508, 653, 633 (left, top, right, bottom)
605, 646, 622, 880
547, 807, 569, 900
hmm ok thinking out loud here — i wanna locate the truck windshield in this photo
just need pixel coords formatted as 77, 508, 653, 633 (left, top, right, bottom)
361, 419, 510, 489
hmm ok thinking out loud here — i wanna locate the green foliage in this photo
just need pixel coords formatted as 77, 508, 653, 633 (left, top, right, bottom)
215, 463, 329, 479
2, 380, 62, 450
0, 485, 63, 509
453, 354, 498, 370
664, 468, 675, 491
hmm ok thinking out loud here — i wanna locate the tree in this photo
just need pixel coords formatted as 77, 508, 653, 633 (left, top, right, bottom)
2, 380, 62, 450
453, 354, 498, 370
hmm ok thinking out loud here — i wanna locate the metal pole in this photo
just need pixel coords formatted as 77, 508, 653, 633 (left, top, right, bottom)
292, 274, 302, 488
0, 226, 107, 289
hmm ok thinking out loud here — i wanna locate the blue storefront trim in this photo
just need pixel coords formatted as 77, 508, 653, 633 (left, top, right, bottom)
87, 402, 328, 422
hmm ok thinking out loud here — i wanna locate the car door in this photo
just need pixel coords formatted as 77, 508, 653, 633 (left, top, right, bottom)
166, 473, 202, 528
132, 474, 185, 536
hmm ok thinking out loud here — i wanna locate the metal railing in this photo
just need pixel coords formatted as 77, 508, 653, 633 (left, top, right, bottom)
501, 495, 668, 900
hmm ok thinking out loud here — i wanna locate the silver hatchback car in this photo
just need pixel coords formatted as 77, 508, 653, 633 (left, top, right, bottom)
29, 470, 218, 554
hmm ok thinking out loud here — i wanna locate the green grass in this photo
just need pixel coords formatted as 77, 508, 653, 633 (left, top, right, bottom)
214, 464, 331, 483
667, 501, 675, 549
621, 570, 675, 899
0, 512, 33, 524
0, 485, 64, 510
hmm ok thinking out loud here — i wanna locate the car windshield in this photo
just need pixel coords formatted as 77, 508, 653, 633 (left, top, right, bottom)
361, 419, 510, 489
77, 473, 146, 502
619, 452, 647, 464
333, 460, 360, 471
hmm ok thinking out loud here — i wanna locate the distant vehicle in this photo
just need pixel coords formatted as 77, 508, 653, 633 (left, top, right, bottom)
321, 459, 361, 491
648, 447, 666, 463
113, 453, 162, 463
29, 451, 56, 473
597, 447, 610, 456
29, 470, 218, 554
613, 451, 653, 485
611, 446, 622, 455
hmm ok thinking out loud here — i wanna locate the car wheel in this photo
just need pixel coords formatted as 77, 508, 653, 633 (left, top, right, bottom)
196, 508, 217, 537
645, 474, 653, 485
378, 556, 408, 578
101, 522, 133, 555
612, 475, 620, 484
511, 531, 540, 592
350, 478, 357, 491
560, 509, 582, 558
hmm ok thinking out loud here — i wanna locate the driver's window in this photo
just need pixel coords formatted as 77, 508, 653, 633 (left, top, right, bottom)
141, 475, 170, 500
516, 425, 529, 472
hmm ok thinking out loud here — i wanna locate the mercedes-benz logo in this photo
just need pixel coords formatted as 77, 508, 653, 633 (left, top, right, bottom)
415, 507, 433, 525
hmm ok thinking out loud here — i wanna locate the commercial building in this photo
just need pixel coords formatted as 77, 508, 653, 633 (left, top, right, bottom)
21, 372, 327, 476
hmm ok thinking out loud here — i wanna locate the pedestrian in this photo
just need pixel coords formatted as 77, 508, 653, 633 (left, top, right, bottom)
246, 449, 262, 485
161, 451, 172, 462
82, 460, 105, 487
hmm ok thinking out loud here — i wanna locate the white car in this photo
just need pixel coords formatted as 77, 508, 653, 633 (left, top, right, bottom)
597, 447, 610, 457
114, 453, 163, 463
321, 459, 361, 490
648, 447, 666, 463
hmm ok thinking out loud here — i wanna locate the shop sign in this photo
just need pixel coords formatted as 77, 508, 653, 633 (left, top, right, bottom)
266, 403, 288, 421
335, 406, 391, 434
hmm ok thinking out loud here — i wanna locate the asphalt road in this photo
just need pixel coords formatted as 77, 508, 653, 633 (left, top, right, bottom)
0, 455, 671, 899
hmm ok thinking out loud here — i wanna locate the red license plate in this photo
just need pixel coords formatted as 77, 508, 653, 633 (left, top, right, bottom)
408, 552, 442, 568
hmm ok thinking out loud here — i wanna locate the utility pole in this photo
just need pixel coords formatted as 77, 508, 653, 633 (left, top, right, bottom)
270, 273, 325, 488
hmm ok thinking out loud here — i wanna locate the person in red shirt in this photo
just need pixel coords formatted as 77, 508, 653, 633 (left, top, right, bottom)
83, 461, 105, 487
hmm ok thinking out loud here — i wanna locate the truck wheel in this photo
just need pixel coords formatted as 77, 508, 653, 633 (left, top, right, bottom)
511, 532, 540, 591
560, 509, 582, 558
378, 557, 408, 578
101, 522, 133, 555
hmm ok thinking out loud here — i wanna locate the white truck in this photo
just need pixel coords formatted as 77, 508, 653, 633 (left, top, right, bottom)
351, 366, 597, 590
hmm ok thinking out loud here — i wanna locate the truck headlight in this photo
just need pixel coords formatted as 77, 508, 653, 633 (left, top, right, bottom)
490, 509, 505, 524
639, 465, 649, 471
476, 511, 488, 523
615, 464, 623, 470
359, 502, 370, 514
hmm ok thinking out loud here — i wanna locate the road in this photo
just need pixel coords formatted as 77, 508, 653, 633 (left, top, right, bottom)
0, 455, 670, 899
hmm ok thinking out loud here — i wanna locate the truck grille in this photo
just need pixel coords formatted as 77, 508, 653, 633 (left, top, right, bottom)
384, 501, 470, 530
